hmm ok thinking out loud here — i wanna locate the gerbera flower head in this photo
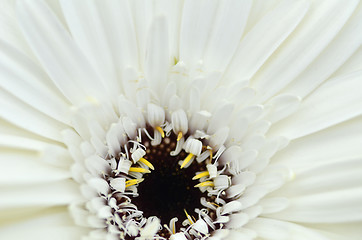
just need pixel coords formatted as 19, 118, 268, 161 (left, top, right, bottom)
1, 0, 362, 240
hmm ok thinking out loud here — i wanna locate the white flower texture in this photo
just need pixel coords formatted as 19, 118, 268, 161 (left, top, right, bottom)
1, 0, 362, 240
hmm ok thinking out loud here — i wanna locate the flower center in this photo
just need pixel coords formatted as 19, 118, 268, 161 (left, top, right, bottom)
70, 103, 242, 239
132, 134, 205, 237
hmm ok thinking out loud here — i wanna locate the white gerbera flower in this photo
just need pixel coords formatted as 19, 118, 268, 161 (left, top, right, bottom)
1, 0, 362, 239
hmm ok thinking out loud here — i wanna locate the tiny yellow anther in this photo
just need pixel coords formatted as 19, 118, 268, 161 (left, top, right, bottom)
155, 126, 165, 138
210, 202, 220, 208
184, 209, 194, 225
180, 153, 194, 169
139, 157, 155, 170
177, 132, 183, 141
192, 171, 209, 180
125, 178, 144, 188
129, 167, 151, 173
194, 181, 214, 188
171, 220, 176, 234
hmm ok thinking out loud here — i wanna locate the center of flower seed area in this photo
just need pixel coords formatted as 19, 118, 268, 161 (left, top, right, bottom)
74, 104, 239, 239
132, 135, 204, 228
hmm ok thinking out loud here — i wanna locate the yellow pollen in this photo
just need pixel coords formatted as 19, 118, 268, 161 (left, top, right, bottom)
125, 178, 144, 188
171, 221, 176, 234
194, 181, 214, 188
184, 209, 194, 225
210, 202, 220, 208
155, 126, 165, 138
180, 153, 194, 169
177, 132, 183, 141
139, 157, 155, 170
129, 167, 151, 173
192, 171, 209, 180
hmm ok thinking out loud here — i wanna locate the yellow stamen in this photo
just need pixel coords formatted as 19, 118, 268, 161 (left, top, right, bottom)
208, 149, 213, 161
155, 126, 165, 138
129, 167, 151, 173
192, 171, 209, 180
210, 202, 220, 208
177, 132, 183, 141
194, 181, 214, 188
125, 178, 144, 188
171, 220, 176, 234
139, 157, 155, 170
180, 153, 194, 169
184, 209, 194, 225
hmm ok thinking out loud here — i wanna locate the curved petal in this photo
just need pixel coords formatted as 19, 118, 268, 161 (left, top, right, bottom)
270, 71, 362, 139
0, 151, 71, 185
247, 218, 329, 240
252, 0, 359, 102
282, 3, 362, 98
0, 210, 88, 240
0, 180, 80, 209
0, 88, 68, 142
16, 0, 110, 105
273, 116, 362, 168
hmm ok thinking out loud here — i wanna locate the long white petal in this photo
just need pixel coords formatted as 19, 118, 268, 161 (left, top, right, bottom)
273, 116, 362, 168
59, 0, 122, 101
203, 0, 252, 72
0, 210, 87, 240
282, 4, 362, 98
267, 187, 362, 223
0, 40, 71, 124
252, 0, 359, 102
0, 152, 71, 185
0, 88, 67, 141
0, 180, 80, 209
247, 218, 329, 240
224, 0, 309, 84
270, 71, 362, 139
179, 0, 219, 68
145, 16, 170, 95
16, 0, 110, 105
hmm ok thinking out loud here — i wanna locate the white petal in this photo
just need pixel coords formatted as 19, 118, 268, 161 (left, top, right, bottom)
179, 0, 218, 67
247, 218, 330, 240
274, 116, 362, 169
59, 0, 124, 100
226, 212, 249, 229
268, 158, 362, 223
224, 0, 309, 84
303, 222, 362, 240
264, 94, 301, 124
252, 0, 359, 102
145, 15, 170, 95
0, 180, 80, 209
0, 40, 71, 124
203, 0, 252, 72
283, 4, 362, 98
17, 0, 109, 105
259, 197, 290, 214
153, 0, 183, 60
269, 187, 362, 223
87, 178, 109, 196
0, 151, 70, 185
0, 88, 67, 141
0, 134, 48, 151
271, 71, 362, 139
332, 47, 362, 77
0, 0, 33, 57
129, 0, 154, 71
0, 210, 87, 240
